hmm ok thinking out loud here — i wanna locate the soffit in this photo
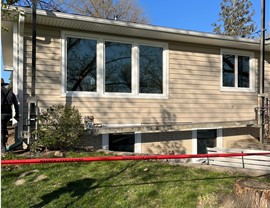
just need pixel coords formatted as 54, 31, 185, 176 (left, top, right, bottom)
20, 9, 265, 51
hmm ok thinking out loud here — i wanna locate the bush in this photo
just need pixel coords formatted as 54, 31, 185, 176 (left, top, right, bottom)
36, 104, 84, 150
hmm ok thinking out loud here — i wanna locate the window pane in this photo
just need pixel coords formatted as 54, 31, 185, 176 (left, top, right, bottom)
238, 56, 250, 88
109, 134, 135, 152
223, 54, 235, 87
139, 45, 163, 94
105, 42, 132, 93
67, 37, 97, 91
197, 130, 216, 154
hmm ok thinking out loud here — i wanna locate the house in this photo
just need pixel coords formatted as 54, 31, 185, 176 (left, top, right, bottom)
2, 7, 270, 156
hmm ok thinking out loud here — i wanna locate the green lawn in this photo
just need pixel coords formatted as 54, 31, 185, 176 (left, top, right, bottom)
1, 152, 269, 208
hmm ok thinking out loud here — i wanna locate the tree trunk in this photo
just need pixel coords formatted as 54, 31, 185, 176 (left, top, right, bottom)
234, 178, 270, 208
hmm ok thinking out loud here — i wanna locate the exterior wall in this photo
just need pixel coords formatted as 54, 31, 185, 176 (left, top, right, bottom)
222, 127, 260, 148
79, 133, 102, 149
23, 25, 63, 128
21, 24, 270, 155
169, 43, 259, 124
22, 24, 263, 128
79, 127, 260, 155
141, 131, 192, 154
265, 52, 270, 95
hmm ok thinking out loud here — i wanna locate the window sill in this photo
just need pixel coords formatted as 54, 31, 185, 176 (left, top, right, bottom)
220, 87, 255, 93
62, 91, 169, 99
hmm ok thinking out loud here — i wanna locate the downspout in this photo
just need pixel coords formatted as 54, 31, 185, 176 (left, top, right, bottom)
32, 0, 36, 97
28, 0, 38, 143
14, 12, 25, 142
259, 0, 266, 143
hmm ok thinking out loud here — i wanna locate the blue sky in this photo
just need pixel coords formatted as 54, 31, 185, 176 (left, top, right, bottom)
139, 0, 270, 33
1, 0, 269, 82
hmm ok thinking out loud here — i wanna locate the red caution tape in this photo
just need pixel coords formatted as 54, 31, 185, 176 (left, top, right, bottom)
1, 152, 270, 165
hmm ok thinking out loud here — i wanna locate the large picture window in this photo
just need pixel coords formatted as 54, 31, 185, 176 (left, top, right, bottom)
221, 50, 254, 91
63, 32, 168, 98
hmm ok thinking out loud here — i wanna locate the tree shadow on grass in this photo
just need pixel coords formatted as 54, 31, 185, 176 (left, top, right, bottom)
30, 162, 137, 207
30, 178, 96, 208
93, 175, 251, 189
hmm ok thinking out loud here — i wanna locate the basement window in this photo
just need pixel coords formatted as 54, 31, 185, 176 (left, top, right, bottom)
109, 133, 135, 152
197, 129, 217, 154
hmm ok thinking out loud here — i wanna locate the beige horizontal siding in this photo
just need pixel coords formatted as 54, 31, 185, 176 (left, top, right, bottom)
23, 25, 61, 127
22, 26, 269, 127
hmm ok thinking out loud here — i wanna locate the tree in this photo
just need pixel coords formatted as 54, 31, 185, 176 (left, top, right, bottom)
9, 0, 148, 24
4, 0, 61, 10
4, 0, 150, 91
55, 0, 149, 91
1, 0, 24, 31
212, 0, 257, 38
54, 0, 149, 23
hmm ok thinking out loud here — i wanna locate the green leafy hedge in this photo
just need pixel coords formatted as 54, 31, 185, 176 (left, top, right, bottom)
36, 104, 84, 150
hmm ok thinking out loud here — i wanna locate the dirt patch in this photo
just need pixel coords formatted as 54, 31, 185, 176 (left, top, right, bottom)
15, 179, 25, 186
15, 170, 48, 185
34, 174, 48, 182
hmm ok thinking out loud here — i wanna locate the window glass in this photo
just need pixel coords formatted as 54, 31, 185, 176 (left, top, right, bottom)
238, 56, 250, 88
67, 37, 97, 91
105, 42, 132, 93
64, 34, 167, 97
139, 45, 163, 94
222, 54, 235, 87
109, 133, 135, 152
197, 130, 216, 154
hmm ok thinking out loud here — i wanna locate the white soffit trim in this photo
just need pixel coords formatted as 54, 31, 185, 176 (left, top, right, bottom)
17, 7, 266, 51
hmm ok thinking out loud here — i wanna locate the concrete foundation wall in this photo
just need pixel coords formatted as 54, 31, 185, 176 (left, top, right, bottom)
80, 127, 260, 155
141, 131, 192, 154
222, 127, 259, 148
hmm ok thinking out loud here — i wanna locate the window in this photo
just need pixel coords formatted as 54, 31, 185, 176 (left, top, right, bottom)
62, 32, 168, 98
221, 50, 254, 91
139, 45, 163, 94
105, 42, 132, 93
109, 133, 135, 152
67, 37, 97, 91
197, 130, 217, 154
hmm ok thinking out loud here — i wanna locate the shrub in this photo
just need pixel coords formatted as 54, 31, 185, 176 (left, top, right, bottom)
36, 104, 84, 150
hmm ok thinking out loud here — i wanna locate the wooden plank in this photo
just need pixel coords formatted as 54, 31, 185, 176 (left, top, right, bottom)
209, 161, 270, 171
207, 147, 270, 171
91, 120, 256, 134
209, 157, 270, 166
207, 147, 270, 154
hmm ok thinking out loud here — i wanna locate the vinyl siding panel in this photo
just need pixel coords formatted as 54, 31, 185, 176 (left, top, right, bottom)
22, 26, 268, 127
23, 25, 62, 124
265, 53, 270, 93
166, 43, 258, 125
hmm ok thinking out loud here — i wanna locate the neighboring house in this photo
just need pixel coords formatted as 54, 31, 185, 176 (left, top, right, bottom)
2, 7, 270, 156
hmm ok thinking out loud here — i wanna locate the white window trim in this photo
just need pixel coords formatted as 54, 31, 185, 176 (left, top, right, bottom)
103, 132, 140, 153
61, 31, 169, 99
102, 134, 109, 150
134, 132, 142, 153
220, 49, 255, 92
192, 128, 223, 163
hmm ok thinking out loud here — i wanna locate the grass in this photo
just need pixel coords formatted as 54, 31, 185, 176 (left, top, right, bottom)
1, 151, 270, 208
